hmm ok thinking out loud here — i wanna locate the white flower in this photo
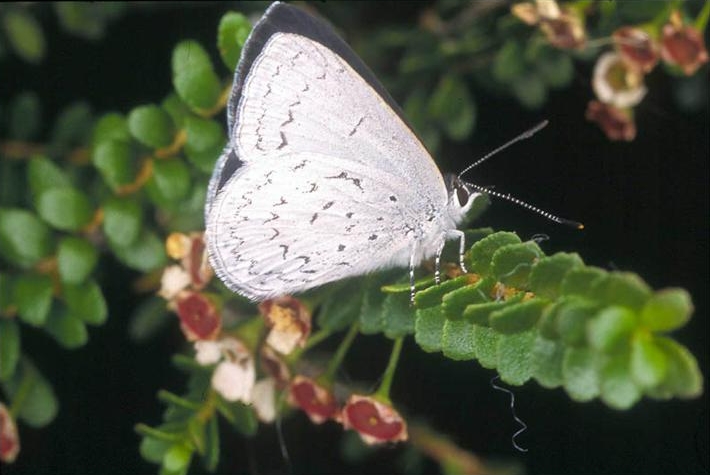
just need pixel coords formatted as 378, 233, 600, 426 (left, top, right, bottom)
158, 265, 191, 300
194, 340, 222, 365
194, 337, 256, 403
592, 52, 647, 108
251, 378, 277, 423
212, 358, 255, 403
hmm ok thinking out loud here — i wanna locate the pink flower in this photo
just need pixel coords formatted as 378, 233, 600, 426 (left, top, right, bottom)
288, 376, 340, 424
512, 1, 586, 50
341, 395, 408, 445
174, 291, 221, 341
0, 402, 19, 463
613, 26, 660, 73
585, 100, 636, 142
160, 232, 212, 299
660, 11, 709, 76
259, 297, 311, 355
195, 337, 255, 403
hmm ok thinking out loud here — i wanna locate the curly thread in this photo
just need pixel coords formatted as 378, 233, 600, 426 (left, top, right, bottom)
491, 375, 529, 453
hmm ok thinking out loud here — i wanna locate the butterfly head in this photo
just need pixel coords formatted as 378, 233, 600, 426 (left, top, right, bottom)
444, 173, 479, 222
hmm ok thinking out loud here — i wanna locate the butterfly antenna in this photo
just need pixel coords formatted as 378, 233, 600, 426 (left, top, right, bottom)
465, 181, 584, 229
458, 120, 549, 179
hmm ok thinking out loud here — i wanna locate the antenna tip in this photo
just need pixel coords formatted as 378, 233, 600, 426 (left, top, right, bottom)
560, 218, 584, 229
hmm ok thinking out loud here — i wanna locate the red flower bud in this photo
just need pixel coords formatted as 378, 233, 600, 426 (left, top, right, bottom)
0, 403, 19, 463
289, 376, 339, 424
175, 291, 221, 341
585, 100, 636, 142
341, 395, 408, 445
661, 13, 709, 76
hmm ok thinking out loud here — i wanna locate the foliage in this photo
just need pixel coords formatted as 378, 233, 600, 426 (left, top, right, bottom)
0, 2, 706, 474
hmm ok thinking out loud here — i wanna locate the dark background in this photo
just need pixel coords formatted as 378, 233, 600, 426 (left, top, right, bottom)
2, 2, 707, 474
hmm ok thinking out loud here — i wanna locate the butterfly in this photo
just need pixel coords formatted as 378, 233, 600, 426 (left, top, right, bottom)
205, 2, 482, 302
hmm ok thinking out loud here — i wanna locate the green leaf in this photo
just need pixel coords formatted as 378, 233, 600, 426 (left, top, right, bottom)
427, 74, 476, 140
537, 49, 574, 89
497, 330, 535, 385
28, 156, 71, 198
92, 140, 135, 190
140, 436, 172, 464
651, 337, 703, 399
318, 281, 363, 331
414, 275, 471, 309
216, 399, 258, 436
9, 91, 41, 139
441, 318, 477, 360
562, 347, 600, 402
528, 252, 584, 299
111, 229, 167, 272
2, 358, 59, 427
640, 288, 693, 332
3, 9, 45, 63
187, 418, 206, 455
414, 306, 445, 353
512, 72, 547, 109
102, 197, 142, 247
44, 306, 89, 348
440, 277, 493, 319
161, 94, 191, 129
586, 306, 636, 352
630, 334, 667, 389
530, 335, 564, 388
493, 40, 524, 83
163, 443, 193, 473
0, 207, 53, 268
184, 116, 225, 173
128, 105, 176, 149
36, 187, 94, 231
600, 352, 641, 410
50, 102, 93, 151
360, 275, 393, 334
403, 87, 441, 153
146, 159, 191, 205
559, 266, 607, 297
0, 319, 20, 380
555, 297, 599, 346
490, 298, 546, 334
13, 273, 53, 326
382, 292, 414, 338
203, 415, 220, 472
463, 293, 524, 325
472, 324, 499, 369
57, 236, 98, 284
490, 241, 544, 288
589, 272, 652, 311
92, 112, 130, 145
172, 40, 221, 111
218, 12, 251, 70
467, 232, 521, 276
129, 297, 171, 343
63, 280, 108, 326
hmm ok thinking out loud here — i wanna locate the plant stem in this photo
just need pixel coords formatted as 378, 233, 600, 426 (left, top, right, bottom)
374, 336, 404, 401
323, 322, 360, 380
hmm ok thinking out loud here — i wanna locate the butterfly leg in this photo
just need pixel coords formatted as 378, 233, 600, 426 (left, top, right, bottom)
434, 238, 447, 285
408, 241, 420, 305
447, 229, 468, 273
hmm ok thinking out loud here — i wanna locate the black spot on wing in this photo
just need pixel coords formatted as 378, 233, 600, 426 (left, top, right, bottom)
216, 149, 244, 193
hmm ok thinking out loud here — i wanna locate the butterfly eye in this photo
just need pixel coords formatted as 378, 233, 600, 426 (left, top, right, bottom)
456, 182, 470, 207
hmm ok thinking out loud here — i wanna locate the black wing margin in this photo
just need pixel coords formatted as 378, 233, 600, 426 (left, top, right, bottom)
215, 2, 414, 195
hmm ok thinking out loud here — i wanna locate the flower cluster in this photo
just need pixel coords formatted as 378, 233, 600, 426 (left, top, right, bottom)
513, 2, 708, 141
158, 234, 408, 444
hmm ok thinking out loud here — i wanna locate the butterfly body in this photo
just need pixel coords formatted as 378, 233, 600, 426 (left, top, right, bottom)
206, 3, 478, 301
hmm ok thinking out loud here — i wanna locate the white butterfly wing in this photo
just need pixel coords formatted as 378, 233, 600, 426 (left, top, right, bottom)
207, 6, 454, 300
209, 152, 430, 299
